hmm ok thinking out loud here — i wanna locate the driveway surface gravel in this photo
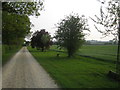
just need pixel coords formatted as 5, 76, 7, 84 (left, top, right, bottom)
2, 47, 59, 88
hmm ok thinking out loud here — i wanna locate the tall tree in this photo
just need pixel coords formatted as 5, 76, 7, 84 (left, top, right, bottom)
2, 1, 44, 47
55, 14, 89, 57
2, 11, 31, 45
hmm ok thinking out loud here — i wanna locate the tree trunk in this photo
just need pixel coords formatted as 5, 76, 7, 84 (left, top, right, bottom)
41, 47, 44, 52
68, 50, 72, 58
116, 10, 120, 75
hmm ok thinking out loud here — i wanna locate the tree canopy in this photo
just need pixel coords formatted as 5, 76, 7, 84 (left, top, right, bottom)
2, 11, 31, 45
55, 14, 89, 57
2, 1, 44, 47
2, 1, 43, 16
31, 29, 52, 52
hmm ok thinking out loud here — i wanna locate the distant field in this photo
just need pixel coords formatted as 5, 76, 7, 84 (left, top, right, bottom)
28, 46, 118, 88
51, 45, 118, 63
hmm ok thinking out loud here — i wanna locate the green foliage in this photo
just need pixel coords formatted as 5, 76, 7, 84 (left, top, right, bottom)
31, 29, 52, 51
2, 1, 44, 65
2, 45, 21, 65
41, 34, 51, 45
2, 1, 44, 47
2, 11, 31, 45
28, 46, 118, 88
55, 14, 89, 57
2, 1, 43, 16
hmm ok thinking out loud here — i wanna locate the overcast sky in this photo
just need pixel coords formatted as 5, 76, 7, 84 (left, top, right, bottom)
29, 0, 115, 41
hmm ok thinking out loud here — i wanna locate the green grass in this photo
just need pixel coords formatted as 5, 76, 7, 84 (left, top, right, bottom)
51, 45, 118, 63
2, 45, 21, 65
28, 46, 119, 88
79, 45, 117, 62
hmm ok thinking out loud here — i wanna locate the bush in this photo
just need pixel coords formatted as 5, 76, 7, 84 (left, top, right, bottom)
2, 44, 21, 65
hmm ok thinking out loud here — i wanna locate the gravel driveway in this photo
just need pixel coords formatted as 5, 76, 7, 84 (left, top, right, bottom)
2, 47, 59, 88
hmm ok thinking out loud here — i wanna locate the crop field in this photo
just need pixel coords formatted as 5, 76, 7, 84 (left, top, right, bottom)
28, 45, 119, 88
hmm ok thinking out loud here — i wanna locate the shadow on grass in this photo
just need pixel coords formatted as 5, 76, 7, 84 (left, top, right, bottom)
28, 49, 45, 53
79, 55, 116, 64
48, 54, 80, 61
29, 48, 49, 53
100, 53, 116, 56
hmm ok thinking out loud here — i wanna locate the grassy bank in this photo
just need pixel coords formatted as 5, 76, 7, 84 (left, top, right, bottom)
2, 45, 21, 65
28, 46, 119, 88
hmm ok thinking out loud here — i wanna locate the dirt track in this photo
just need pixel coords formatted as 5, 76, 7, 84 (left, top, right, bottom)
2, 47, 59, 88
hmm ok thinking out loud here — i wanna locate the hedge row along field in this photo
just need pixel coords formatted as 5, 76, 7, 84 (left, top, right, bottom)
2, 45, 21, 65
